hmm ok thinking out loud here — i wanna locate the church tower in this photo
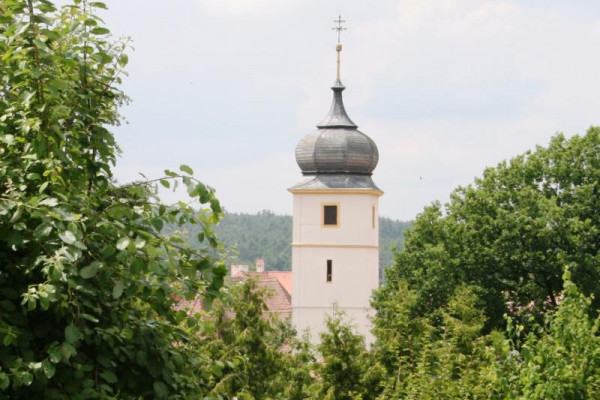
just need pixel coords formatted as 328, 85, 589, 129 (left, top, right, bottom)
289, 17, 382, 343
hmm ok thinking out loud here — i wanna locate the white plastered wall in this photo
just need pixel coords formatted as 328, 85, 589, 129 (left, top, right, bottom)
291, 191, 380, 344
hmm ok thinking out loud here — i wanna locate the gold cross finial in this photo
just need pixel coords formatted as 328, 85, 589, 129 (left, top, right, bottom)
332, 14, 346, 44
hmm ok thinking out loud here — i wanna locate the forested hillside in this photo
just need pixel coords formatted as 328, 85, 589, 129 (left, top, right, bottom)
215, 211, 292, 270
206, 211, 412, 271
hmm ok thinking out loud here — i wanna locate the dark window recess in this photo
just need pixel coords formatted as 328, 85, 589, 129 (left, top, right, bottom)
326, 260, 333, 282
323, 205, 338, 225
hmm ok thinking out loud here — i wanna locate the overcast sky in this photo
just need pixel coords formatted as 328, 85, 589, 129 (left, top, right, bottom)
99, 0, 600, 221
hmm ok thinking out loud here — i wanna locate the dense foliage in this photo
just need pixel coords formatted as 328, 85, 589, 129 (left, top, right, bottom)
0, 1, 225, 398
193, 278, 312, 400
2, 1, 600, 398
376, 127, 600, 330
183, 210, 411, 272
208, 270, 600, 399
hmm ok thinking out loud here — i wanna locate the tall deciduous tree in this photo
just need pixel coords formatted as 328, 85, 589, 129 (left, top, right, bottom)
376, 128, 600, 329
0, 1, 225, 398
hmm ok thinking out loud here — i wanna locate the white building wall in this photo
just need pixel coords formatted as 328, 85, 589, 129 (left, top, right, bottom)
291, 191, 380, 344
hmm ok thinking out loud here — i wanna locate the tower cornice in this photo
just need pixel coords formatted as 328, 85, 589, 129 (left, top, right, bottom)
288, 188, 383, 197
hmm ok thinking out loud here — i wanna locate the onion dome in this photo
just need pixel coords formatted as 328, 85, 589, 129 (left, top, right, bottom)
295, 80, 379, 176
291, 28, 381, 192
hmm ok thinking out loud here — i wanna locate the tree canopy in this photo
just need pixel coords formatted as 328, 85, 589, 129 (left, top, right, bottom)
0, 1, 225, 397
375, 127, 600, 330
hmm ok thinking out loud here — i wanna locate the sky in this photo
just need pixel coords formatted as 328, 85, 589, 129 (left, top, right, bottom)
97, 0, 600, 221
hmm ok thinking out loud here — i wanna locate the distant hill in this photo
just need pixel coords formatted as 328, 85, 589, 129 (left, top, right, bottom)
210, 211, 412, 273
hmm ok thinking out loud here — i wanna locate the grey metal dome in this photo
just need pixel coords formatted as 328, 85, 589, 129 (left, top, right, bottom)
295, 81, 379, 176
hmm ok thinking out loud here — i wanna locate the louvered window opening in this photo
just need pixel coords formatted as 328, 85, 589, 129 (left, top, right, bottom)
326, 260, 333, 282
323, 205, 338, 225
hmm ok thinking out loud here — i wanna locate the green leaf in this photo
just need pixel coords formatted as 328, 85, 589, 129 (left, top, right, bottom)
33, 223, 53, 239
210, 199, 222, 214
58, 230, 77, 245
150, 218, 164, 232
42, 360, 56, 379
159, 179, 170, 189
48, 80, 69, 91
14, 22, 30, 36
101, 245, 116, 258
116, 237, 130, 251
153, 381, 169, 397
91, 27, 110, 35
99, 370, 117, 384
38, 181, 49, 194
120, 327, 133, 340
118, 54, 128, 66
60, 342, 76, 360
81, 313, 99, 323
211, 362, 223, 377
179, 164, 194, 175
3, 333, 14, 346
90, 2, 108, 9
39, 197, 58, 207
48, 346, 62, 363
80, 262, 101, 279
112, 281, 124, 299
0, 372, 9, 390
9, 207, 23, 223
65, 324, 82, 344
19, 372, 33, 386
52, 105, 70, 119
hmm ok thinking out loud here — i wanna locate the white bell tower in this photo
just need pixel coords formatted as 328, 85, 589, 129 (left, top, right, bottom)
290, 18, 382, 343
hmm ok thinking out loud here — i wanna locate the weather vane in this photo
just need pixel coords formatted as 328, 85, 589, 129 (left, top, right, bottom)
332, 14, 346, 81
332, 14, 346, 43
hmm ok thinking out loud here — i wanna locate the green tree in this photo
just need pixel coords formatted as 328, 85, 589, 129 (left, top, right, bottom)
196, 278, 302, 399
374, 285, 510, 399
371, 280, 432, 389
507, 269, 600, 399
0, 1, 225, 398
311, 316, 383, 400
377, 128, 600, 330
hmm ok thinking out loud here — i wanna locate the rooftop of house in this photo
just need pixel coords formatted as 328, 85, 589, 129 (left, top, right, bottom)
176, 270, 293, 321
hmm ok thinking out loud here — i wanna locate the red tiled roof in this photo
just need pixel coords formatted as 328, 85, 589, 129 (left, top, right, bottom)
233, 273, 291, 320
176, 271, 293, 321
264, 271, 292, 296
256, 276, 292, 320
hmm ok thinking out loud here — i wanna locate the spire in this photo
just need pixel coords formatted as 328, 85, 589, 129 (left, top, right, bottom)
318, 15, 356, 129
332, 14, 346, 82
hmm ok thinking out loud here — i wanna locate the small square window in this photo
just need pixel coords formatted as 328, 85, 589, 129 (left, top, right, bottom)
323, 205, 338, 225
